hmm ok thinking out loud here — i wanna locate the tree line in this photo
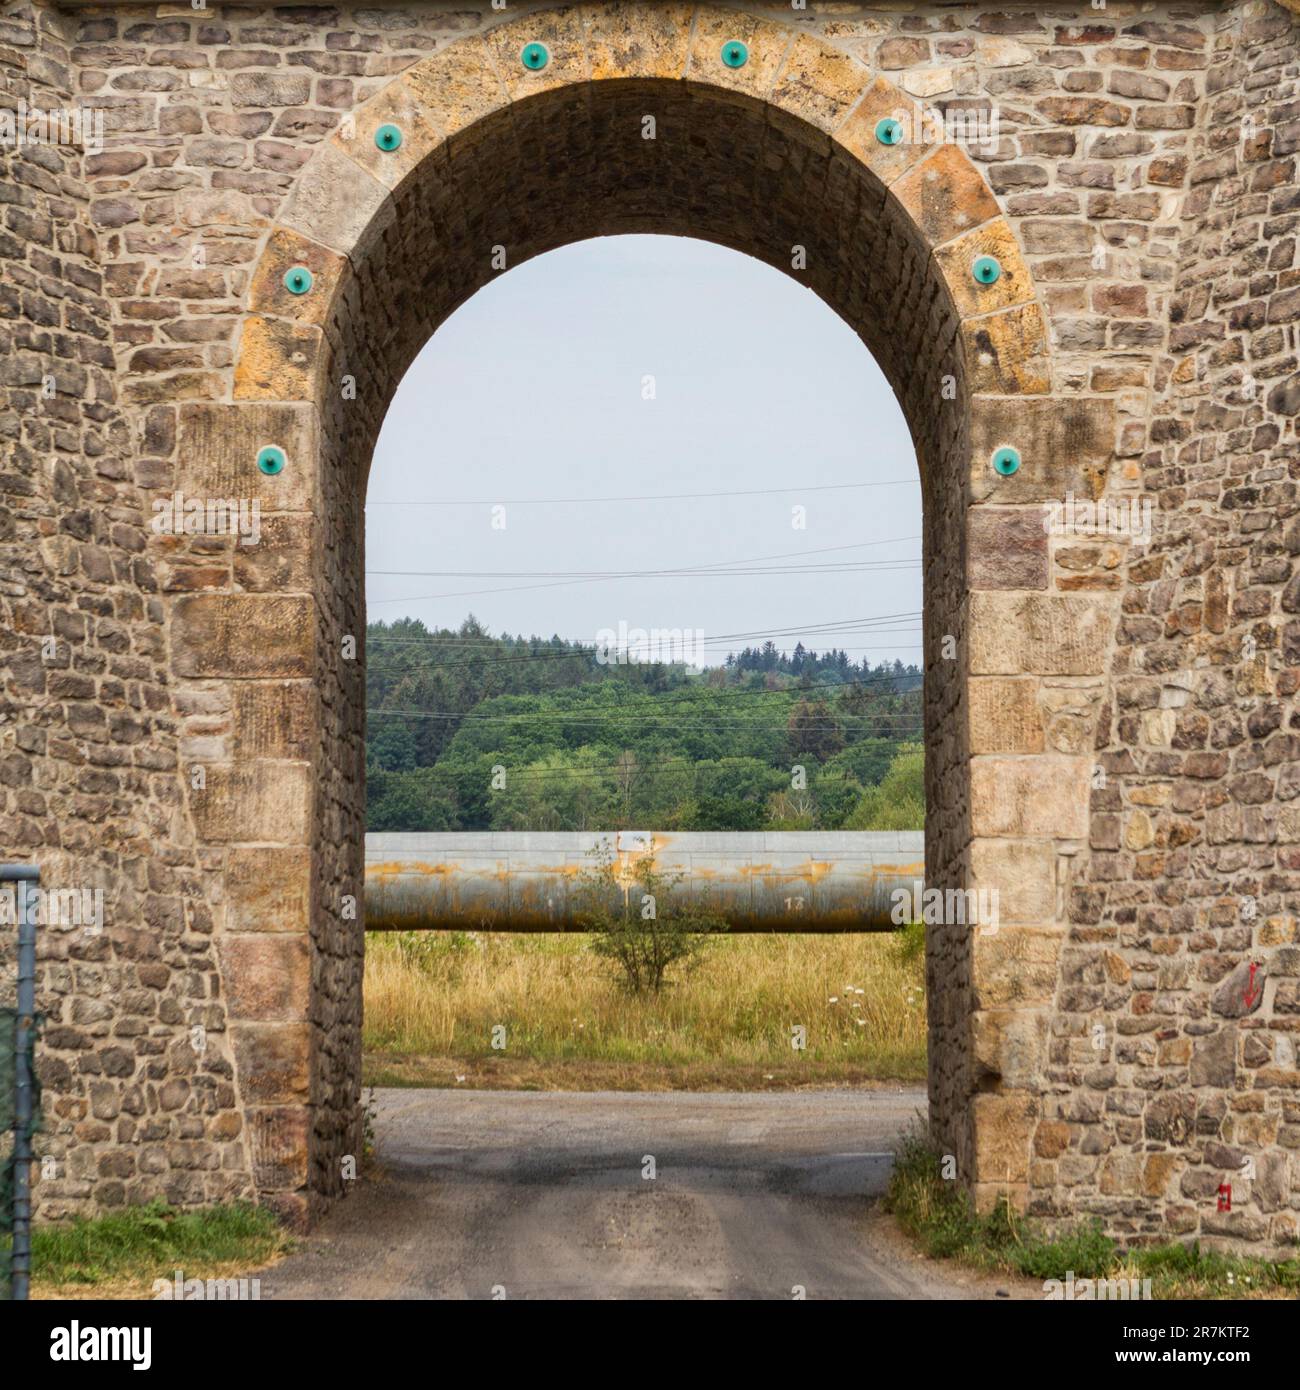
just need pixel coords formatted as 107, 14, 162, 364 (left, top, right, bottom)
366, 616, 924, 833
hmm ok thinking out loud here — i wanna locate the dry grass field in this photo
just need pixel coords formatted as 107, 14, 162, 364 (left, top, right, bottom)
362, 927, 927, 1090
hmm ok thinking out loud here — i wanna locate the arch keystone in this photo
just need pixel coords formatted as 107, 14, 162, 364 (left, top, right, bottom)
582, 2, 694, 80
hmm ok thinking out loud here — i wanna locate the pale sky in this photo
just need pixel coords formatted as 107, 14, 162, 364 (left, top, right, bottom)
364, 235, 922, 668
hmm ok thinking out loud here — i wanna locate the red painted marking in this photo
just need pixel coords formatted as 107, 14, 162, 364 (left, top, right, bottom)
1243, 962, 1262, 1009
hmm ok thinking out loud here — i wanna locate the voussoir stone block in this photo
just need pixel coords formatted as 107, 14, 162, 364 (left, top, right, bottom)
487, 6, 589, 99
962, 303, 1052, 396
247, 228, 346, 331
770, 31, 872, 133
688, 11, 793, 99
331, 76, 443, 192
935, 218, 1034, 319
278, 140, 394, 260
171, 594, 315, 678
583, 2, 693, 80
234, 315, 326, 403
892, 143, 1001, 249
968, 592, 1115, 676
835, 77, 935, 186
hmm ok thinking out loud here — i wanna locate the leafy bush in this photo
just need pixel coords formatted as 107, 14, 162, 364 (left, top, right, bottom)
573, 840, 726, 994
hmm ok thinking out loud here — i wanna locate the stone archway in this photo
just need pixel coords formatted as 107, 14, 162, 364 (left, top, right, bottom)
164, 5, 1115, 1224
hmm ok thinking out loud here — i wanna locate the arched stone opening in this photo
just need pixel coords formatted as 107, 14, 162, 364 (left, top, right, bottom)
174, 7, 1108, 1224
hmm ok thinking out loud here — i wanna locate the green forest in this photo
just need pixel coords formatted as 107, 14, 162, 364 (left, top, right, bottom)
366, 616, 925, 833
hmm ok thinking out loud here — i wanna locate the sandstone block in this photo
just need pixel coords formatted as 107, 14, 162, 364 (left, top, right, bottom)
969, 592, 1114, 676
190, 762, 312, 845
970, 396, 1115, 504
279, 140, 394, 259
226, 847, 313, 933
969, 677, 1046, 754
176, 403, 318, 514
970, 756, 1091, 838
171, 595, 315, 679
232, 1024, 310, 1104
221, 934, 311, 1022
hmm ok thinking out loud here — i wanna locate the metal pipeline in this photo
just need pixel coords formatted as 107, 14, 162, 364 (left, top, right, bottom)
365, 831, 925, 933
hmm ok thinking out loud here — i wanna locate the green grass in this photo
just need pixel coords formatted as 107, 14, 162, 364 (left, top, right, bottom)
26, 1200, 288, 1295
885, 1135, 1300, 1299
362, 928, 928, 1089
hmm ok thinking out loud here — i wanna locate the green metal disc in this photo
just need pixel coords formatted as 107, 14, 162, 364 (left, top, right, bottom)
257, 446, 286, 476
375, 124, 402, 152
875, 117, 903, 146
283, 266, 314, 296
991, 446, 1021, 477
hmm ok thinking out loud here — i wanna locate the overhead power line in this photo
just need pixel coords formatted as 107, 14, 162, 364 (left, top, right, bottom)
368, 536, 923, 605
366, 479, 919, 508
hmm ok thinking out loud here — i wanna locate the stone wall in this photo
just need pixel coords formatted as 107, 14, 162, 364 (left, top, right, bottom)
1048, 0, 1300, 1251
0, 0, 1296, 1253
0, 0, 252, 1217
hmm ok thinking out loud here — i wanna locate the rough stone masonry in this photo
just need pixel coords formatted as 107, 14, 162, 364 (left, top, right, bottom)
1, 0, 1299, 1253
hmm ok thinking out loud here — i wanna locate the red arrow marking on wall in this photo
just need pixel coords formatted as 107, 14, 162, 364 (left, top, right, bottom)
1242, 962, 1261, 1009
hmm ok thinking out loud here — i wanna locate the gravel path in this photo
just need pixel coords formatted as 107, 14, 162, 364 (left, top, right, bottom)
257, 1087, 1021, 1301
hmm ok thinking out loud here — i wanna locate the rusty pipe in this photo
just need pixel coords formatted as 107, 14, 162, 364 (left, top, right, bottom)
364, 831, 924, 933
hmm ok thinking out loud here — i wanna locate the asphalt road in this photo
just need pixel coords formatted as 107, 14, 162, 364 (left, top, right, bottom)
258, 1087, 1006, 1301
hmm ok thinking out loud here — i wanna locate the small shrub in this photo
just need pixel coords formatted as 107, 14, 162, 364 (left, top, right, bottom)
892, 918, 925, 967
574, 841, 726, 995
